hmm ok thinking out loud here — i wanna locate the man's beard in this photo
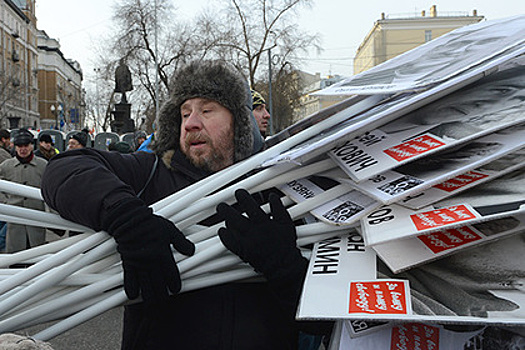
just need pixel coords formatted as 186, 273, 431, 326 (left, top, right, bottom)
181, 130, 234, 172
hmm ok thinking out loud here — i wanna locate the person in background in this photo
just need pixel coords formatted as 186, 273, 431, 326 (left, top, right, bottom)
34, 134, 59, 161
41, 60, 329, 349
134, 130, 148, 150
0, 129, 47, 253
136, 132, 155, 153
0, 129, 10, 252
68, 129, 90, 150
251, 90, 271, 137
0, 129, 11, 164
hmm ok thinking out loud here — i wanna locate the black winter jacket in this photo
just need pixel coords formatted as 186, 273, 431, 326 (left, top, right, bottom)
41, 148, 311, 350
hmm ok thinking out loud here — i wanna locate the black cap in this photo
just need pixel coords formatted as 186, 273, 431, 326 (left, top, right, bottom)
0, 129, 10, 140
13, 129, 33, 146
39, 134, 53, 144
71, 131, 88, 147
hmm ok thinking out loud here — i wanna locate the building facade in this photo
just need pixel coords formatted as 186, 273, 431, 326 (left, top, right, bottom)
37, 30, 83, 131
354, 5, 484, 74
0, 0, 39, 129
294, 72, 345, 123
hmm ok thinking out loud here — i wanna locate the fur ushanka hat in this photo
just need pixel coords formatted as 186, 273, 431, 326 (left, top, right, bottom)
152, 60, 254, 162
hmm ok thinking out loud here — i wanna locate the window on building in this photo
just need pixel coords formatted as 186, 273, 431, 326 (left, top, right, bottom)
425, 30, 432, 42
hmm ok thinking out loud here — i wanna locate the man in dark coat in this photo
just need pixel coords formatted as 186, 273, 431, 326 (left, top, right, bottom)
34, 134, 59, 160
42, 60, 316, 349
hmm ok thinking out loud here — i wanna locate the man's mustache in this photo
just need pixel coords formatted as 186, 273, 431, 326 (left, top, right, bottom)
185, 132, 212, 147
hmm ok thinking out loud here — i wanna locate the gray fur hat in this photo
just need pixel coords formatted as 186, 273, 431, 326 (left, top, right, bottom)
152, 60, 254, 162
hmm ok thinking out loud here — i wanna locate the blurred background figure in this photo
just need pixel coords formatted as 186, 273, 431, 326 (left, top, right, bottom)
0, 129, 11, 164
0, 129, 10, 252
35, 134, 59, 160
68, 129, 90, 150
0, 129, 47, 253
251, 90, 271, 137
134, 130, 148, 150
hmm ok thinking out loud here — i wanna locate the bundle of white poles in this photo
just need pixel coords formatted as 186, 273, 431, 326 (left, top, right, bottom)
0, 96, 377, 341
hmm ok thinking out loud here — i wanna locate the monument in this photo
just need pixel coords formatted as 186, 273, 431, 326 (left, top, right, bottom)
111, 58, 135, 134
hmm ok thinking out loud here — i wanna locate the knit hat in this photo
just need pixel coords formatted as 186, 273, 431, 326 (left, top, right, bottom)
0, 129, 10, 140
39, 134, 54, 145
13, 128, 33, 146
152, 60, 254, 162
71, 130, 88, 147
135, 130, 147, 142
251, 90, 266, 108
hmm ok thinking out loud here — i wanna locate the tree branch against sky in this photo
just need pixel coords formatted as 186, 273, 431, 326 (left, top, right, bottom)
93, 0, 203, 131
91, 0, 320, 132
196, 0, 321, 85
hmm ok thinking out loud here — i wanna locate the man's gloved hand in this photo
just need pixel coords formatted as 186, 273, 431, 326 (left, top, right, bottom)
216, 189, 305, 279
103, 198, 195, 303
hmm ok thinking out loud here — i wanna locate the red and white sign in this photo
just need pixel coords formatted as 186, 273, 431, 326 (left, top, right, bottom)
349, 280, 410, 315
384, 135, 445, 162
417, 226, 482, 254
390, 323, 440, 350
433, 171, 489, 192
410, 205, 477, 231
331, 320, 483, 349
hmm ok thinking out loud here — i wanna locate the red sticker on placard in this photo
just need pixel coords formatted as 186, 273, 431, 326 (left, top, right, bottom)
417, 226, 482, 253
384, 135, 445, 161
434, 171, 489, 192
410, 205, 477, 231
391, 323, 440, 350
349, 280, 409, 314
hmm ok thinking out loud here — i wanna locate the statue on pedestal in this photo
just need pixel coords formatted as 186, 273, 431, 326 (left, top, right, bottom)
112, 58, 135, 134
115, 58, 133, 103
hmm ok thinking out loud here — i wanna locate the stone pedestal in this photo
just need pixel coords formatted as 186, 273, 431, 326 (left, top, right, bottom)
111, 103, 135, 134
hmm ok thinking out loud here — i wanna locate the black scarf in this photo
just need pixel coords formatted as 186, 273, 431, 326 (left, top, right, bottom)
16, 152, 34, 164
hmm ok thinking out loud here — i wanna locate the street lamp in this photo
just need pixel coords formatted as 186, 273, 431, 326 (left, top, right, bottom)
50, 104, 63, 130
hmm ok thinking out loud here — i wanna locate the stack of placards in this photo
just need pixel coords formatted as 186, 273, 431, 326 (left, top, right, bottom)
280, 15, 525, 347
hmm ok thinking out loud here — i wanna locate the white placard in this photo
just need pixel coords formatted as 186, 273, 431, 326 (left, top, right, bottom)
348, 123, 525, 204
373, 212, 525, 273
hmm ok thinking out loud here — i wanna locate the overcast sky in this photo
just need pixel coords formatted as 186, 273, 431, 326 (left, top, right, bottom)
36, 0, 525, 86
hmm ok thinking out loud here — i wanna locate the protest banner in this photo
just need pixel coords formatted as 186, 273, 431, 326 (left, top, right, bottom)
348, 123, 525, 204
299, 232, 525, 325
279, 176, 379, 225
372, 213, 525, 273
328, 320, 482, 350
399, 148, 525, 210
324, 65, 525, 182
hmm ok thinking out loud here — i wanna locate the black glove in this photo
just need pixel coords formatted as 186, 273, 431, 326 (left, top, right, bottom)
103, 198, 195, 302
216, 189, 305, 279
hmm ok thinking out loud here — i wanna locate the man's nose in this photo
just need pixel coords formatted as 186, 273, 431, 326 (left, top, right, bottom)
184, 111, 204, 130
